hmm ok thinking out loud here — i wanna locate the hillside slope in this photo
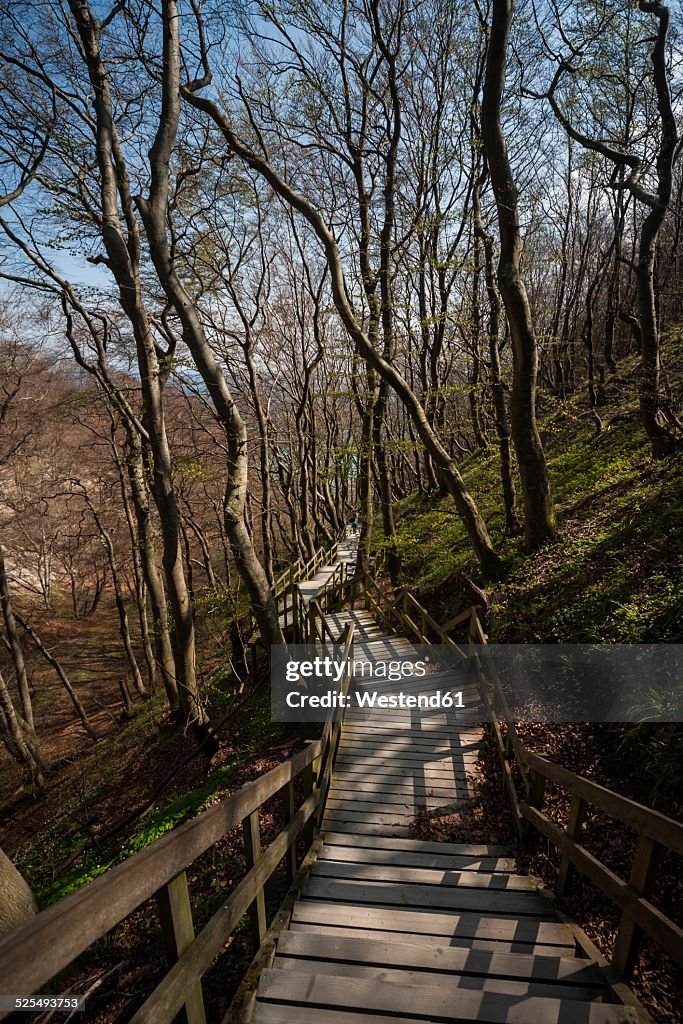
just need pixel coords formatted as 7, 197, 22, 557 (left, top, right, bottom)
388, 393, 683, 644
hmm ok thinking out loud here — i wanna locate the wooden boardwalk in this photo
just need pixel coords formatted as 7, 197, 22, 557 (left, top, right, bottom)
251, 595, 645, 1023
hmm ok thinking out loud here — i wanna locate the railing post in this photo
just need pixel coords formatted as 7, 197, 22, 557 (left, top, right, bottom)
468, 608, 479, 645
157, 871, 206, 1024
242, 810, 267, 949
302, 755, 318, 847
527, 767, 546, 810
556, 794, 587, 897
282, 780, 297, 884
612, 834, 663, 978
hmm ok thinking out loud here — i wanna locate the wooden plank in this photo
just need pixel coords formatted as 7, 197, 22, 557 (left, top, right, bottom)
323, 820, 411, 837
334, 751, 480, 769
302, 877, 553, 917
322, 833, 513, 857
242, 810, 267, 948
318, 845, 516, 873
557, 794, 587, 897
276, 931, 604, 985
331, 771, 475, 788
282, 782, 297, 884
328, 780, 463, 798
271, 957, 606, 1003
310, 862, 536, 891
325, 796, 422, 813
323, 808, 414, 825
288, 923, 577, 957
612, 835, 663, 978
337, 736, 483, 753
334, 755, 481, 770
252, 1003, 429, 1024
257, 969, 640, 1023
347, 675, 477, 694
342, 719, 482, 733
337, 739, 483, 757
326, 796, 470, 814
326, 790, 465, 807
291, 900, 573, 945
340, 719, 483, 735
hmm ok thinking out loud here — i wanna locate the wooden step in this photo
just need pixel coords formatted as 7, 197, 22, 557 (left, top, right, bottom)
325, 795, 472, 815
301, 876, 553, 917
323, 808, 417, 826
291, 899, 571, 947
327, 779, 468, 799
252, 1004, 430, 1024
275, 931, 604, 987
321, 820, 413, 836
318, 841, 517, 873
322, 833, 513, 857
271, 956, 606, 1003
310, 860, 537, 891
255, 968, 640, 1023
288, 923, 579, 957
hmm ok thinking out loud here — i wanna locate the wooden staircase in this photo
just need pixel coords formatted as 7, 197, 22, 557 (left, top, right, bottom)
250, 607, 647, 1023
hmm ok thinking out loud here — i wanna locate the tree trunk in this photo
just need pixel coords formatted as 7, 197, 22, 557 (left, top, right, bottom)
472, 170, 522, 536
126, 433, 179, 711
481, 0, 556, 549
0, 848, 38, 936
69, 0, 203, 733
186, 79, 504, 580
0, 544, 34, 730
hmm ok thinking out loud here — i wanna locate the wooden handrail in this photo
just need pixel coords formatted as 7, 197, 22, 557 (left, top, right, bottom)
309, 598, 339, 644
273, 529, 345, 598
0, 620, 356, 1022
521, 749, 683, 856
461, 603, 683, 980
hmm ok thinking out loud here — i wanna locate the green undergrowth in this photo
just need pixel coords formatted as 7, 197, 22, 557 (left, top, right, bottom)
384, 395, 683, 643
36, 759, 240, 907
21, 689, 285, 908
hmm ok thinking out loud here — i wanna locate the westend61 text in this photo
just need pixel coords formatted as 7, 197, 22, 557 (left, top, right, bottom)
285, 690, 464, 709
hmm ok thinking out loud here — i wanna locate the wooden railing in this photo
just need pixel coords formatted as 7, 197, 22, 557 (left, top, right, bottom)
0, 622, 355, 1023
279, 558, 350, 644
272, 530, 345, 599
240, 529, 346, 679
460, 605, 683, 982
